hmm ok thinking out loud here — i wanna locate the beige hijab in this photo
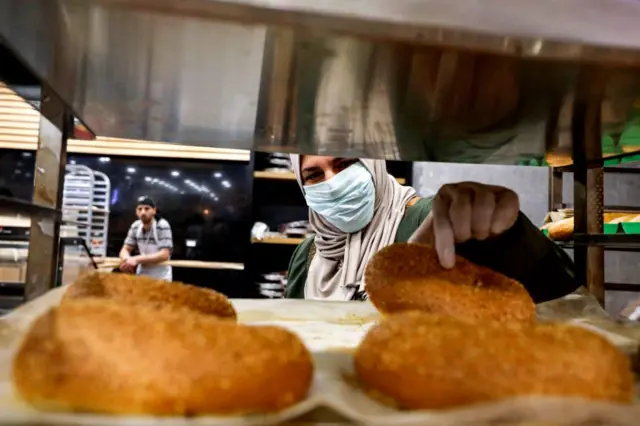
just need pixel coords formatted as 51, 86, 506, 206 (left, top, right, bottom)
291, 156, 416, 300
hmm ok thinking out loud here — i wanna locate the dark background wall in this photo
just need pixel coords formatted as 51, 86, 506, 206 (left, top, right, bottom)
0, 148, 256, 297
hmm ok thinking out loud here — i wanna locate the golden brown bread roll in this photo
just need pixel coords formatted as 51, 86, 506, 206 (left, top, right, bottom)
63, 272, 236, 320
364, 243, 535, 323
13, 299, 313, 415
354, 312, 635, 410
547, 217, 574, 241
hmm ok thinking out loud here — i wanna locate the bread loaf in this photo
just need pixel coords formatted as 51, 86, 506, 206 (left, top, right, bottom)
13, 299, 313, 415
63, 272, 236, 320
364, 243, 535, 323
547, 217, 574, 241
547, 213, 638, 240
354, 312, 634, 409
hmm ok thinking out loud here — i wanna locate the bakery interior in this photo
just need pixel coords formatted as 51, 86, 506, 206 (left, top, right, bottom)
3, 1, 640, 425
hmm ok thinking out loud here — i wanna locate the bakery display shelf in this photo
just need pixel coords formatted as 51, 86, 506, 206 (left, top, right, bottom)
604, 282, 640, 292
572, 234, 640, 246
557, 236, 640, 252
552, 152, 640, 172
0, 196, 61, 220
251, 237, 305, 245
0, 236, 98, 302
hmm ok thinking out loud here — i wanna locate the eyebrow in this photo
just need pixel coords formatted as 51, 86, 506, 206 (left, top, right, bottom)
301, 165, 319, 175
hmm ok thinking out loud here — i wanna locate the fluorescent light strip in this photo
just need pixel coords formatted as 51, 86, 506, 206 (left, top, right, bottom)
0, 83, 251, 162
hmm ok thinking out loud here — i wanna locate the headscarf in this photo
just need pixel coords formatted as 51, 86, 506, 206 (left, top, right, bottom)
290, 155, 416, 300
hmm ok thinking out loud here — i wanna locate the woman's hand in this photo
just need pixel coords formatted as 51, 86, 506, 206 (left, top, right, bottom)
409, 182, 519, 269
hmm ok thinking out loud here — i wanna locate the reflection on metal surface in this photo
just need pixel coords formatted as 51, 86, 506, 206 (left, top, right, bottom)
25, 87, 73, 302
0, 82, 250, 161
2, 1, 640, 162
89, 0, 640, 63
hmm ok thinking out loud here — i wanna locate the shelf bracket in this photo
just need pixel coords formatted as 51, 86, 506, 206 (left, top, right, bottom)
571, 66, 607, 306
24, 87, 73, 301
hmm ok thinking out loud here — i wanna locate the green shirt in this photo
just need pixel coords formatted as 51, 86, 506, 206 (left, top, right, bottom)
285, 197, 578, 303
285, 198, 432, 299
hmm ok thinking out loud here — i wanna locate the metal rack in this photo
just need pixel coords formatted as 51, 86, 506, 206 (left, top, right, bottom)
63, 165, 111, 258
0, 234, 97, 313
4, 1, 640, 305
549, 162, 640, 305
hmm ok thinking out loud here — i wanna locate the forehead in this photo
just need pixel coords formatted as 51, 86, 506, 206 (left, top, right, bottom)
300, 155, 335, 170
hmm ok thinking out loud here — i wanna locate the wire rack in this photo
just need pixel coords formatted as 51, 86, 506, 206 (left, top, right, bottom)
62, 165, 111, 257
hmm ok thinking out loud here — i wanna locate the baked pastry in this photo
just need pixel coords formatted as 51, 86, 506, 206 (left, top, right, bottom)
547, 213, 636, 240
547, 217, 574, 241
608, 214, 638, 224
354, 312, 634, 410
63, 272, 236, 320
364, 243, 535, 323
13, 299, 313, 415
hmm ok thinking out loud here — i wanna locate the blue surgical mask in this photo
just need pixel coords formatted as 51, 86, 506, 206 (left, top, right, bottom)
303, 162, 375, 233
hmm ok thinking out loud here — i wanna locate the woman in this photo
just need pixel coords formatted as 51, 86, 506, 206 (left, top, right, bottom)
286, 155, 578, 302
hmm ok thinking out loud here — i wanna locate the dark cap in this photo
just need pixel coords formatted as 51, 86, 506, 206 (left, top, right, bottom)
137, 196, 155, 208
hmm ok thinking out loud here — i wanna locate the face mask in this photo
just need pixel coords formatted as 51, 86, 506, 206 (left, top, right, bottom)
303, 162, 375, 233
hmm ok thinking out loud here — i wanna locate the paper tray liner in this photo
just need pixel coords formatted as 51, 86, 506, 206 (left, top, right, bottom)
0, 286, 639, 426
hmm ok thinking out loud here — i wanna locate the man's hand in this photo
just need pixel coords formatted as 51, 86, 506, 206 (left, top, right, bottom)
409, 182, 519, 269
119, 256, 139, 273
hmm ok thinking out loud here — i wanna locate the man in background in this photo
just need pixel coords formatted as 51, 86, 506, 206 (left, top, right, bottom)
119, 196, 173, 281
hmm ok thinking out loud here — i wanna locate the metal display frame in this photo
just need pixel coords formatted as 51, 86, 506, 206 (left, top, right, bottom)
63, 164, 111, 258
2, 2, 640, 307
548, 72, 640, 305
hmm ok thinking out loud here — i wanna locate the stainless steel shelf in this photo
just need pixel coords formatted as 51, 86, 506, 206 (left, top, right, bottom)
557, 234, 640, 251
0, 196, 61, 220
5, 1, 640, 163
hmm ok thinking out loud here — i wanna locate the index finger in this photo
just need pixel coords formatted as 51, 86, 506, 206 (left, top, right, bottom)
432, 192, 456, 269
408, 212, 435, 246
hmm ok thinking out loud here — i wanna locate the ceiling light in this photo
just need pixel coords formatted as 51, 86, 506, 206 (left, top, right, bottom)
127, 167, 136, 173
98, 156, 111, 163
144, 177, 151, 182
171, 171, 180, 177
214, 172, 222, 178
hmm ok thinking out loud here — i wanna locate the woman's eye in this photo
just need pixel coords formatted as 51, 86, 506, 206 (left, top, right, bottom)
305, 172, 322, 183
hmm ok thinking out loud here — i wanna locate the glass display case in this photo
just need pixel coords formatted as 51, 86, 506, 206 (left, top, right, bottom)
3, 0, 640, 306
0, 224, 96, 314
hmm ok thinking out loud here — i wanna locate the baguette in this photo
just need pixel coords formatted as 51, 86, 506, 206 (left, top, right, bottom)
13, 299, 313, 415
547, 213, 639, 240
354, 312, 635, 409
364, 243, 535, 323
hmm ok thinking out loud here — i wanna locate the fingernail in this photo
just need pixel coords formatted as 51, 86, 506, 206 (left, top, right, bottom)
442, 248, 455, 269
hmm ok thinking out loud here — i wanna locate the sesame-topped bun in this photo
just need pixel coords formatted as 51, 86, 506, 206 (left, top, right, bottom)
63, 272, 237, 320
13, 299, 313, 415
364, 243, 535, 323
354, 312, 634, 409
